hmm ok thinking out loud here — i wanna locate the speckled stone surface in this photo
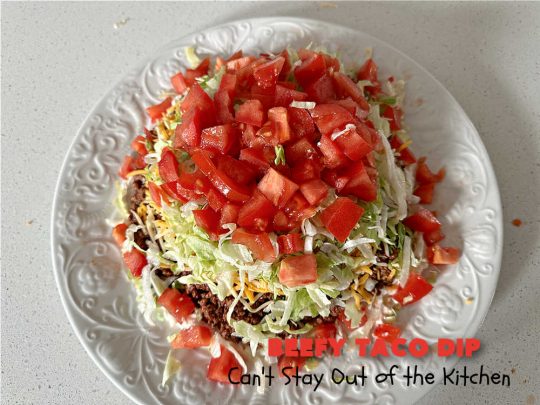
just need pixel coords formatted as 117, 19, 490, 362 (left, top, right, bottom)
2, 2, 539, 404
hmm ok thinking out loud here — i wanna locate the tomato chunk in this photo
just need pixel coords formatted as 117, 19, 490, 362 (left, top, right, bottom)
158, 288, 196, 323
317, 134, 349, 169
130, 135, 148, 156
158, 148, 180, 182
181, 84, 216, 127
171, 325, 213, 349
305, 73, 336, 103
275, 85, 308, 107
287, 107, 316, 141
231, 228, 276, 262
237, 191, 276, 232
311, 323, 337, 339
373, 324, 401, 344
310, 104, 355, 136
253, 56, 285, 89
403, 207, 441, 233
290, 157, 322, 183
215, 155, 258, 185
146, 97, 172, 122
200, 124, 236, 155
171, 72, 188, 94
191, 149, 251, 203
161, 180, 196, 203
423, 228, 445, 246
236, 99, 265, 127
123, 249, 147, 278
257, 168, 299, 208
299, 179, 328, 205
112, 223, 127, 246
430, 245, 460, 265
193, 207, 223, 240
389, 135, 416, 165
148, 182, 169, 208
220, 202, 241, 226
174, 107, 202, 148
340, 160, 378, 202
393, 273, 433, 306
332, 72, 369, 110
319, 197, 365, 243
414, 183, 435, 204
416, 158, 445, 185
333, 127, 372, 161
207, 345, 242, 384
294, 53, 326, 87
357, 58, 380, 95
278, 254, 318, 287
277, 233, 304, 255
268, 107, 291, 143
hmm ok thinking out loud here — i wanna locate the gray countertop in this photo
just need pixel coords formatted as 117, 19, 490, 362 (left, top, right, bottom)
2, 2, 539, 404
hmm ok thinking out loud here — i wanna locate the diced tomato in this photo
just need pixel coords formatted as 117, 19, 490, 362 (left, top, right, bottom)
122, 249, 147, 278
311, 323, 337, 339
112, 223, 127, 246
181, 84, 216, 127
287, 107, 316, 141
430, 245, 460, 265
171, 325, 213, 349
373, 324, 401, 344
382, 106, 403, 131
214, 90, 235, 125
275, 85, 308, 107
357, 58, 380, 94
319, 197, 365, 243
393, 273, 433, 306
323, 53, 340, 72
278, 254, 318, 287
258, 168, 299, 208
340, 160, 378, 202
220, 202, 241, 226
336, 306, 367, 330
146, 97, 172, 122
253, 56, 285, 89
171, 72, 188, 94
207, 345, 242, 384
236, 99, 265, 127
178, 170, 212, 195
310, 104, 355, 136
207, 187, 228, 211
191, 149, 251, 203
237, 191, 276, 232
333, 127, 372, 161
332, 72, 370, 111
299, 179, 328, 205
277, 233, 304, 255
423, 228, 445, 246
161, 181, 195, 202
389, 135, 416, 165
158, 148, 180, 182
403, 207, 441, 233
305, 73, 336, 103
119, 155, 136, 179
231, 228, 276, 262
273, 210, 293, 232
329, 98, 358, 115
285, 138, 319, 162
294, 53, 326, 87
215, 155, 258, 185
174, 107, 202, 148
278, 355, 306, 378
226, 55, 253, 72
157, 288, 195, 323
193, 207, 223, 240
239, 146, 274, 174
218, 72, 237, 95
416, 158, 445, 185
148, 182, 169, 208
317, 134, 350, 169
414, 183, 435, 204
249, 82, 276, 110
268, 107, 291, 143
200, 124, 236, 155
290, 157, 322, 183
130, 135, 148, 156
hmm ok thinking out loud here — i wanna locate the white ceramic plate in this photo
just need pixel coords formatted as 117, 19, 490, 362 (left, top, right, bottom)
51, 17, 503, 405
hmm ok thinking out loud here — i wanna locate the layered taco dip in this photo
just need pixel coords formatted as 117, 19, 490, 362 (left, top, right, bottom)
111, 47, 460, 383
